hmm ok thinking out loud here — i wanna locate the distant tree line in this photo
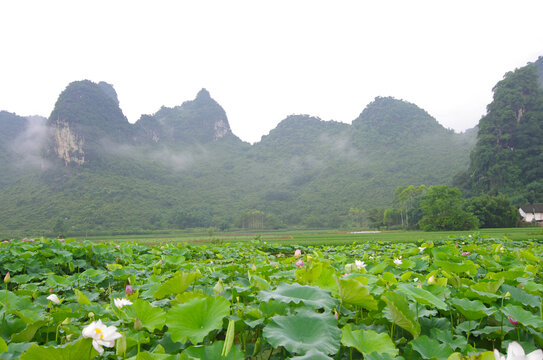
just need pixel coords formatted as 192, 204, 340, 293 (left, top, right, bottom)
362, 184, 519, 231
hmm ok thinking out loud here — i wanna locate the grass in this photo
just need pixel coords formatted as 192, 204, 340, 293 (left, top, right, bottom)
82, 227, 543, 246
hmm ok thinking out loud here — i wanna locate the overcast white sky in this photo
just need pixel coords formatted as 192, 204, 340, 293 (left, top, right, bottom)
1, 1, 543, 143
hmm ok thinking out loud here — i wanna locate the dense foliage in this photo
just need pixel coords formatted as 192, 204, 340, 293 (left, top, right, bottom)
2, 235, 543, 359
380, 186, 518, 231
456, 57, 543, 204
0, 82, 475, 235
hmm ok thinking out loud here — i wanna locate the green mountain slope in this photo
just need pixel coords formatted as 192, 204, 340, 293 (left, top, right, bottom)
456, 57, 543, 203
0, 80, 477, 234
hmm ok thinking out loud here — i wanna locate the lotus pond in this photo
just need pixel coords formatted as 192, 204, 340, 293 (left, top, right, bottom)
1, 234, 543, 359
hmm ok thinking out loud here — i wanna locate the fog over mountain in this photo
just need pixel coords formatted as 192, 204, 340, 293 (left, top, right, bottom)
0, 72, 497, 234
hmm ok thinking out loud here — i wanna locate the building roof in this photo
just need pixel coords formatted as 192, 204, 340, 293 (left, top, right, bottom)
519, 203, 543, 213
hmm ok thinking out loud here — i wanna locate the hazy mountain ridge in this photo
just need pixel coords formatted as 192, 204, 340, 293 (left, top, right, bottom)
0, 78, 480, 234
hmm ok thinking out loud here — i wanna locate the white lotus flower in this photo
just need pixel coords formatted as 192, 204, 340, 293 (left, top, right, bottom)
494, 341, 543, 360
113, 298, 133, 309
294, 249, 302, 258
46, 294, 61, 304
355, 260, 366, 269
418, 246, 425, 253
393, 258, 402, 265
82, 319, 122, 354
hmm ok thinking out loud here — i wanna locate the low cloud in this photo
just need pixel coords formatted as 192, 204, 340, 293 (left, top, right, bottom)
10, 116, 50, 169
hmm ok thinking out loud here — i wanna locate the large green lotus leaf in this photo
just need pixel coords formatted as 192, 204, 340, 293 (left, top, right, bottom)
364, 353, 404, 360
182, 341, 245, 359
10, 320, 47, 342
126, 351, 181, 359
258, 282, 336, 310
382, 292, 420, 339
433, 260, 477, 276
500, 284, 541, 308
448, 352, 495, 360
396, 284, 447, 310
522, 281, 543, 296
20, 338, 99, 360
409, 335, 453, 360
154, 271, 201, 299
263, 310, 341, 355
166, 296, 230, 344
0, 290, 23, 310
289, 349, 334, 359
124, 299, 166, 332
428, 328, 468, 351
0, 337, 7, 353
485, 270, 526, 282
448, 298, 494, 321
341, 324, 398, 357
295, 261, 338, 294
501, 304, 543, 331
338, 278, 378, 310
471, 279, 503, 294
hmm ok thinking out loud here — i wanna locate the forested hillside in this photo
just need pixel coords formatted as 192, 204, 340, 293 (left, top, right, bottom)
455, 57, 543, 204
0, 79, 478, 235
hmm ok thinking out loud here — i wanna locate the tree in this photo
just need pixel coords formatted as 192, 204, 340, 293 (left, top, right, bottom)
392, 185, 427, 228
348, 207, 365, 228
418, 185, 479, 231
464, 194, 518, 228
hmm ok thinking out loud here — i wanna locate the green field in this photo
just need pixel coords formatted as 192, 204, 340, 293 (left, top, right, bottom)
85, 227, 543, 246
2, 230, 543, 359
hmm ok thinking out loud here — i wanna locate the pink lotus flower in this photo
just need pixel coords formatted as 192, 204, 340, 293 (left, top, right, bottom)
508, 316, 519, 327
125, 284, 133, 296
295, 259, 304, 268
294, 249, 302, 258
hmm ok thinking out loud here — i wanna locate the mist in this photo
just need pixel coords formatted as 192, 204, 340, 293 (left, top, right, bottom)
9, 115, 50, 168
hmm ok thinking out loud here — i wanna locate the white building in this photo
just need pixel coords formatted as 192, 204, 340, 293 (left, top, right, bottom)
519, 203, 543, 224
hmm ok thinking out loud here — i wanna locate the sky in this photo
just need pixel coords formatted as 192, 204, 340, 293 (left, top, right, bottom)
1, 1, 543, 144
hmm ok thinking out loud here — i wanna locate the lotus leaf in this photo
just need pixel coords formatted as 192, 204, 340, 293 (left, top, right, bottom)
409, 335, 453, 360
288, 349, 334, 359
338, 277, 378, 310
382, 292, 420, 338
258, 282, 336, 310
124, 299, 166, 332
166, 296, 230, 344
341, 324, 398, 357
154, 271, 201, 299
397, 283, 448, 310
182, 341, 245, 359
263, 309, 341, 355
19, 338, 98, 360
448, 298, 493, 320
501, 304, 543, 331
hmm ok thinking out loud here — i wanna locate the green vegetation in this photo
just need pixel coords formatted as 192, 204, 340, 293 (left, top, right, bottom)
0, 82, 476, 235
2, 234, 543, 358
456, 57, 543, 204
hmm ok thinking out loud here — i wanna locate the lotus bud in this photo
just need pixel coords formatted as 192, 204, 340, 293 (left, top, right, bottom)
116, 334, 127, 356
3, 272, 10, 283
508, 316, 519, 327
125, 284, 133, 295
134, 317, 143, 330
